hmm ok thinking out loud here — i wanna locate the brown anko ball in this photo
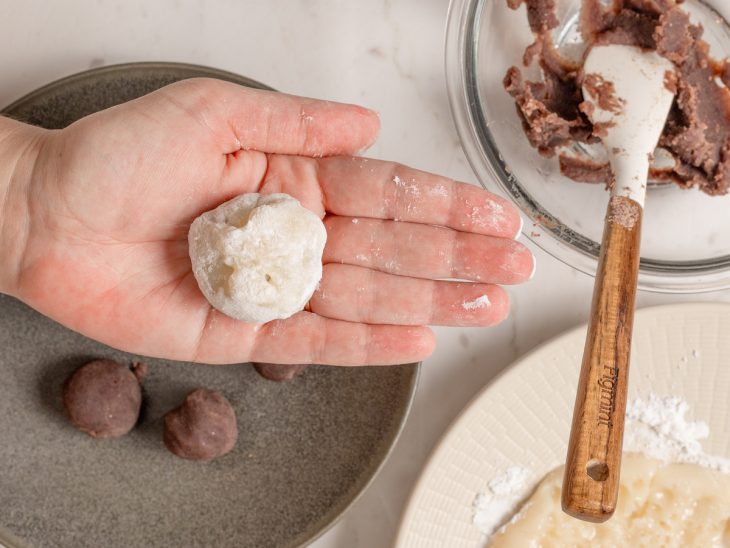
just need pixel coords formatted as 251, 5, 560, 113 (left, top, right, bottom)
253, 362, 309, 382
62, 359, 144, 439
163, 389, 238, 462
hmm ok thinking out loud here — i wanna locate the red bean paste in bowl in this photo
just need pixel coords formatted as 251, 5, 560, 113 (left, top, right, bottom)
504, 0, 730, 195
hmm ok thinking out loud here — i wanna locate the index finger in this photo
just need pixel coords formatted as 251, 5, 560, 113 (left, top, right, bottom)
317, 156, 523, 238
157, 78, 381, 157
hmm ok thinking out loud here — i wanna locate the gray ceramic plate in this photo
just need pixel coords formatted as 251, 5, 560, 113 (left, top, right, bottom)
0, 63, 419, 548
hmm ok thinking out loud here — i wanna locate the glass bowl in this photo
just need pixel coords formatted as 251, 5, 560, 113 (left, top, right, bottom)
445, 0, 730, 293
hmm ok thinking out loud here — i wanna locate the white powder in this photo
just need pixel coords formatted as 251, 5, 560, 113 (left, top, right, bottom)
624, 393, 730, 473
472, 393, 730, 539
429, 184, 449, 197
470, 201, 507, 231
472, 467, 531, 538
393, 174, 420, 196
463, 295, 491, 310
486, 201, 506, 226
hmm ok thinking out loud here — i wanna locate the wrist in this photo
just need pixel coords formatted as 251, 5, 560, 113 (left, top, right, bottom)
0, 116, 45, 297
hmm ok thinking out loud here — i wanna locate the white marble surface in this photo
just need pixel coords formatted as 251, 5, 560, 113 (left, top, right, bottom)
2, 1, 729, 547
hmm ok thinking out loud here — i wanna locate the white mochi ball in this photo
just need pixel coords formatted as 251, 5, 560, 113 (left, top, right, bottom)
188, 193, 327, 323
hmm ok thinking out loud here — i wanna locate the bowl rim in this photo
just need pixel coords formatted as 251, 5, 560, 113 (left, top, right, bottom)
445, 0, 730, 294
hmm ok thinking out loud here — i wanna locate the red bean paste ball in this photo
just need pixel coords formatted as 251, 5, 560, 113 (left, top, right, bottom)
163, 388, 238, 461
63, 360, 146, 439
253, 362, 309, 382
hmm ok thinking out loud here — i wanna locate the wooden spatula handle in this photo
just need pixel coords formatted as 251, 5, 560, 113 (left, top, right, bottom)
561, 196, 642, 522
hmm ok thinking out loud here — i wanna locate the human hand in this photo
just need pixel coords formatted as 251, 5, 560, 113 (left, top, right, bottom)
0, 79, 533, 365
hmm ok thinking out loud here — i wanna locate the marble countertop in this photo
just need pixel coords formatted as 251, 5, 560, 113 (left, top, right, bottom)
3, 1, 728, 546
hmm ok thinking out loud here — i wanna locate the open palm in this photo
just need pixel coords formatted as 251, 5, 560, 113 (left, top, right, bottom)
11, 79, 533, 365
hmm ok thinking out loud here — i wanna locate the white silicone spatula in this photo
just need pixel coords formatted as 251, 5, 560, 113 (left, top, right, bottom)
561, 44, 675, 522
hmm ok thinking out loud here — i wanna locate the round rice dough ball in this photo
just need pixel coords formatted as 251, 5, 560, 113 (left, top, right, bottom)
63, 360, 145, 439
163, 388, 238, 462
188, 193, 327, 323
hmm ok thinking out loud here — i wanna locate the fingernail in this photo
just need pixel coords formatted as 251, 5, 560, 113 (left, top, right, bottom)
365, 107, 380, 119
353, 105, 380, 119
529, 255, 537, 281
514, 215, 524, 240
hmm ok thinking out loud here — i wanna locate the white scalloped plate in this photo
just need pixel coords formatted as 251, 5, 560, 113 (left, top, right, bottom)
396, 303, 730, 547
